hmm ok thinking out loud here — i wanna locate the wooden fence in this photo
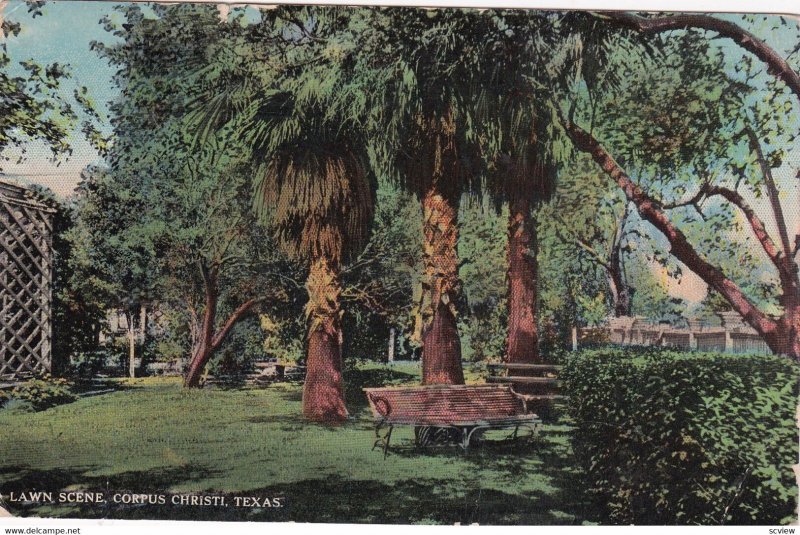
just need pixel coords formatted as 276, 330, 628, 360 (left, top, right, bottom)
0, 181, 55, 380
583, 314, 772, 355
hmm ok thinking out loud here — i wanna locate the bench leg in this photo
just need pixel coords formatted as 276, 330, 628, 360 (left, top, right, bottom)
372, 421, 394, 457
414, 426, 426, 448
382, 425, 394, 459
523, 422, 539, 447
463, 426, 492, 452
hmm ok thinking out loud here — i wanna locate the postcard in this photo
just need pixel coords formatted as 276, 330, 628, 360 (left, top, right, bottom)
0, 0, 798, 526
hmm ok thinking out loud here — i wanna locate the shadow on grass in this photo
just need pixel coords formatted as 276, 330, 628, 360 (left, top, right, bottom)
344, 366, 418, 409
0, 464, 233, 520
0, 424, 600, 524
72, 378, 133, 397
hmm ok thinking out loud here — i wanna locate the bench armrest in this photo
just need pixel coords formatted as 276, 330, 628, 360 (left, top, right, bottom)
510, 387, 537, 414
367, 393, 393, 419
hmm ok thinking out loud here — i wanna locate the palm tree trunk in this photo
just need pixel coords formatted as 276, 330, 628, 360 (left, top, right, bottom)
420, 188, 464, 385
506, 196, 540, 365
303, 256, 348, 423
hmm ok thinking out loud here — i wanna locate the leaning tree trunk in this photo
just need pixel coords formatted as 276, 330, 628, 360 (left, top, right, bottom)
420, 188, 464, 385
303, 256, 348, 423
184, 272, 263, 388
506, 195, 541, 365
563, 115, 800, 360
608, 245, 632, 318
184, 274, 218, 388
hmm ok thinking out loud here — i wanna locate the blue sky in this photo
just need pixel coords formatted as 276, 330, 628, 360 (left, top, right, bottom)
2, 0, 122, 195
1, 2, 799, 200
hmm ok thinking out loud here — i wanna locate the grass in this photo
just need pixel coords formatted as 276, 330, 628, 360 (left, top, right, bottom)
0, 361, 598, 524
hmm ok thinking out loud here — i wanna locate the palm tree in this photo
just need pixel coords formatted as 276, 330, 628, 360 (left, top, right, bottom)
367, 9, 491, 384
476, 10, 653, 360
474, 11, 560, 365
187, 6, 377, 421
256, 141, 374, 422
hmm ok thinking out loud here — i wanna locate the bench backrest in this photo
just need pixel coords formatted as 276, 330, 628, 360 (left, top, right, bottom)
363, 384, 526, 426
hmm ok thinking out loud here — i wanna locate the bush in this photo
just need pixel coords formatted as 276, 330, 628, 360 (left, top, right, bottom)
1, 398, 34, 413
69, 350, 111, 379
561, 347, 799, 525
10, 375, 78, 411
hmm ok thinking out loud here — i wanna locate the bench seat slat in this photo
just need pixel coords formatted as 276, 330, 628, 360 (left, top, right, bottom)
364, 384, 537, 426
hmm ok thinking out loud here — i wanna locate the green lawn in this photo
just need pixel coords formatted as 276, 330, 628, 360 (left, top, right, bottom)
0, 362, 597, 524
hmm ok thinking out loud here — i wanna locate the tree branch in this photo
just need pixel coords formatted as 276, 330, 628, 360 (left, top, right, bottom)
599, 12, 800, 103
661, 185, 708, 211
210, 297, 265, 351
704, 185, 791, 280
574, 237, 611, 270
744, 124, 794, 258
559, 113, 779, 339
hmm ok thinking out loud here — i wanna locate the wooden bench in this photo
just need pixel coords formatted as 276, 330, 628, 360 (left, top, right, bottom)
363, 384, 541, 457
485, 363, 567, 402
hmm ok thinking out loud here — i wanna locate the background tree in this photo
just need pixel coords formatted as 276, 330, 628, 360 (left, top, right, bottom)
72, 165, 156, 377
558, 17, 800, 358
340, 183, 422, 362
90, 4, 294, 385
547, 152, 691, 320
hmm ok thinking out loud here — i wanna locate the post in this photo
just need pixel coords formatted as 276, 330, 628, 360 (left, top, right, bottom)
724, 328, 733, 353
388, 327, 396, 363
40, 211, 53, 373
571, 326, 578, 352
126, 311, 136, 378
139, 303, 147, 344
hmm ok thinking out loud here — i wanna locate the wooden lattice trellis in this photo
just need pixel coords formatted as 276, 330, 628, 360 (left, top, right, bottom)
0, 180, 54, 380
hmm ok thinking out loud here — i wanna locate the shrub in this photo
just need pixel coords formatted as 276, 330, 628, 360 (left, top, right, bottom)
69, 350, 110, 379
1, 398, 34, 413
10, 375, 78, 411
561, 347, 799, 525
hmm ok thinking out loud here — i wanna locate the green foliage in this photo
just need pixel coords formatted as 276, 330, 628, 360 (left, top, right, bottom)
10, 376, 78, 412
0, 1, 78, 169
260, 314, 305, 364
69, 350, 110, 380
458, 195, 508, 361
340, 183, 421, 360
209, 316, 265, 376
562, 348, 799, 524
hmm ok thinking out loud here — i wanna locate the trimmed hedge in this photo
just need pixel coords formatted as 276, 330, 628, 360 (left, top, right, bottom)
561, 347, 799, 525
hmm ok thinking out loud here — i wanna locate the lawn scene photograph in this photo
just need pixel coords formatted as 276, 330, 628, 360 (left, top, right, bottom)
0, 0, 798, 526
